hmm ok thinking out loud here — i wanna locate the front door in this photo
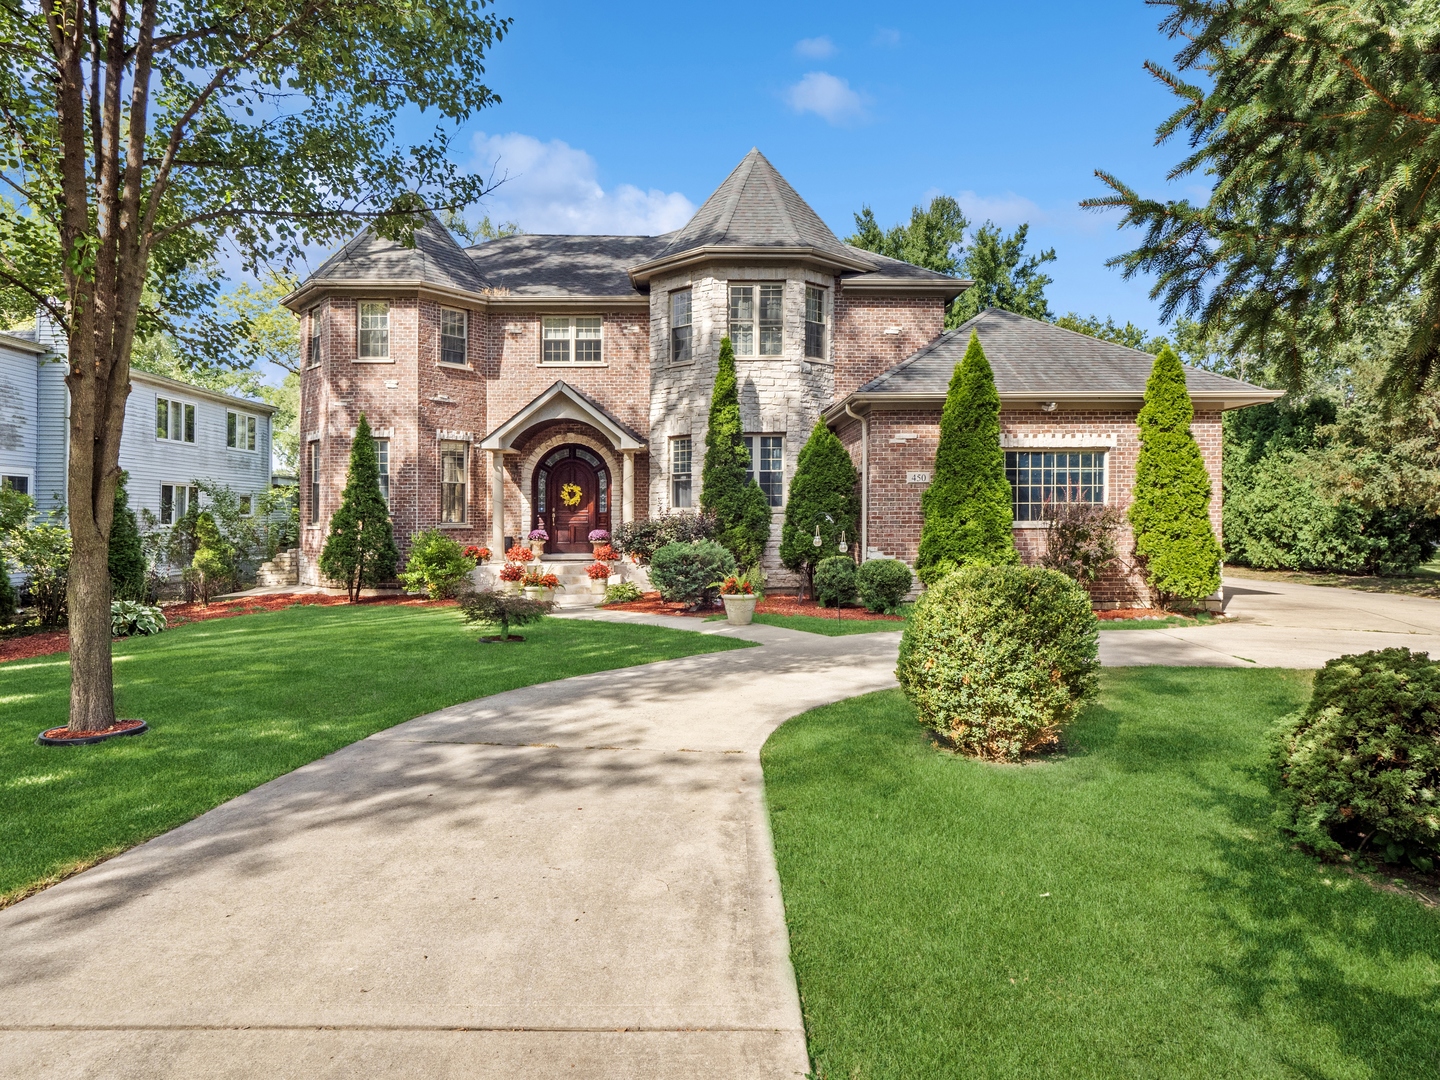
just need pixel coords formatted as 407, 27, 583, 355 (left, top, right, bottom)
547, 457, 598, 553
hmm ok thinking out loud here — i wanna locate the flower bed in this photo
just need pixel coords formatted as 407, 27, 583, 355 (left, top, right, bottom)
601, 592, 904, 621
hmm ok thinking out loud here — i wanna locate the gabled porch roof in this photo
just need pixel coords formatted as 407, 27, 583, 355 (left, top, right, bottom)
479, 380, 646, 452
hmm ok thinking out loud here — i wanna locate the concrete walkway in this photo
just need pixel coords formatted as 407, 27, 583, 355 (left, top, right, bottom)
0, 620, 898, 1080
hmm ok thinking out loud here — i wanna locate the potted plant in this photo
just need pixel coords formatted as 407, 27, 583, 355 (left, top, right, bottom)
498, 562, 524, 591
715, 570, 760, 626
539, 570, 562, 601
521, 566, 563, 601
586, 560, 611, 594
463, 545, 491, 565
505, 543, 534, 565
588, 528, 610, 555
593, 543, 620, 564
528, 527, 548, 556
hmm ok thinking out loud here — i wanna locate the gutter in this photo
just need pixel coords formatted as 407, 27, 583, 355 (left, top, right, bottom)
823, 386, 1286, 422
844, 402, 869, 561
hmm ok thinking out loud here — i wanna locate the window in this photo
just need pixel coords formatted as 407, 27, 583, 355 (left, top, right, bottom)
159, 483, 199, 525
238, 494, 254, 517
729, 283, 783, 356
743, 435, 785, 506
155, 397, 196, 443
440, 308, 467, 366
670, 289, 693, 364
358, 301, 390, 360
440, 440, 467, 523
307, 307, 322, 367
670, 436, 693, 508
541, 315, 603, 364
308, 442, 321, 525
227, 410, 258, 451
805, 285, 827, 359
374, 438, 390, 505
1004, 451, 1107, 522
1, 475, 28, 495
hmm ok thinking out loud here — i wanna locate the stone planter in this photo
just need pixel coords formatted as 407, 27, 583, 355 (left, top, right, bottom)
721, 593, 758, 626
589, 577, 608, 595
506, 578, 523, 592
529, 539, 547, 557
591, 541, 608, 556
523, 585, 543, 600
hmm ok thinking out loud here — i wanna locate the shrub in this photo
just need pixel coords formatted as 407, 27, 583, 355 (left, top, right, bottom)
648, 539, 736, 607
586, 561, 611, 580
603, 581, 643, 604
813, 556, 858, 608
897, 564, 1099, 762
700, 336, 771, 565
856, 559, 913, 614
781, 421, 859, 594
612, 512, 716, 565
111, 600, 165, 637
1273, 648, 1440, 870
191, 511, 235, 605
0, 559, 15, 620
399, 529, 475, 598
459, 589, 552, 641
5, 516, 70, 626
319, 414, 399, 601
108, 472, 147, 602
1041, 501, 1123, 586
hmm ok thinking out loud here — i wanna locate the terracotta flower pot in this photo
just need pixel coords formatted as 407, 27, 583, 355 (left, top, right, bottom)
722, 594, 758, 626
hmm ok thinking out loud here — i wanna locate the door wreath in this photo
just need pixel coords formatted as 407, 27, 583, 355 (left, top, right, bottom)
560, 482, 583, 508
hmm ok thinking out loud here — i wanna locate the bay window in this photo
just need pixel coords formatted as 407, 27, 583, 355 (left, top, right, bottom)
729, 283, 783, 357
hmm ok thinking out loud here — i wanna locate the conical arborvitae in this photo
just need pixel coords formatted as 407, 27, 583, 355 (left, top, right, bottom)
700, 336, 771, 566
780, 420, 859, 594
1129, 345, 1222, 602
107, 471, 147, 601
915, 331, 1016, 584
320, 413, 399, 601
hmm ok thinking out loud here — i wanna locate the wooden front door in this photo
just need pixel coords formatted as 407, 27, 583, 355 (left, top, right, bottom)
547, 457, 598, 553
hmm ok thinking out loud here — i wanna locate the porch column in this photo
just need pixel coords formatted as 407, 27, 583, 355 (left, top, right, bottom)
622, 450, 635, 524
489, 449, 505, 554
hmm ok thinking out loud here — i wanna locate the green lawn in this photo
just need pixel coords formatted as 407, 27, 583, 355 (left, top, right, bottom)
706, 611, 906, 636
0, 603, 748, 906
762, 669, 1440, 1079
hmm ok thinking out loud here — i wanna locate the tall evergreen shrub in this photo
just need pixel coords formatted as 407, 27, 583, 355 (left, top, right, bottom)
1129, 346, 1222, 602
915, 332, 1016, 584
320, 413, 399, 601
700, 337, 771, 566
780, 421, 859, 594
108, 472, 147, 601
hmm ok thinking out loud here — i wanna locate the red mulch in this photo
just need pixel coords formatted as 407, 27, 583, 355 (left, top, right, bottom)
1095, 607, 1174, 621
39, 718, 146, 740
0, 593, 456, 665
601, 592, 903, 621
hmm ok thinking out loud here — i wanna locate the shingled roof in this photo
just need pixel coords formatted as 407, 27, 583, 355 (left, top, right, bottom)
836, 308, 1281, 409
464, 233, 669, 297
305, 211, 486, 294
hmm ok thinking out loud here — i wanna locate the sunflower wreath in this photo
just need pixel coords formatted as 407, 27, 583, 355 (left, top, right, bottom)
560, 482, 583, 507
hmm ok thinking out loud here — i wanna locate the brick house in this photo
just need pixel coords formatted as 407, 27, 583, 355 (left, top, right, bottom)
284, 149, 1277, 598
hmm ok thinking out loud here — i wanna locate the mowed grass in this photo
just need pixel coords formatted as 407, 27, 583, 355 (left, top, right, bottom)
762, 669, 1440, 1079
0, 604, 748, 905
707, 611, 906, 636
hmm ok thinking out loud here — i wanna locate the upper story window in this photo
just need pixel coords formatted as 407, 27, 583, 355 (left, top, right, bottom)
307, 307, 322, 367
1004, 451, 1107, 522
805, 285, 827, 359
156, 397, 196, 443
743, 435, 785, 506
374, 439, 390, 505
729, 283, 783, 357
227, 410, 258, 451
670, 436, 693, 509
670, 289, 692, 364
440, 308, 468, 366
542, 316, 603, 364
358, 301, 390, 360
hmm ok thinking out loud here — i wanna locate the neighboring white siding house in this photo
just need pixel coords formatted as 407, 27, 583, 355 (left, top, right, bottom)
0, 331, 48, 500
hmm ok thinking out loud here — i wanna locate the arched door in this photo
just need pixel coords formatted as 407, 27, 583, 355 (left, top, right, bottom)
534, 445, 611, 553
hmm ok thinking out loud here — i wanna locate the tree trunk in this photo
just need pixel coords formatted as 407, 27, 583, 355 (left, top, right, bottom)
67, 535, 115, 733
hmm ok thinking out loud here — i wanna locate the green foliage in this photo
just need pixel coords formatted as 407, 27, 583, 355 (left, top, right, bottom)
602, 581, 644, 605
440, 210, 523, 243
320, 414, 399, 601
949, 223, 1056, 326
107, 473, 147, 602
399, 529, 475, 599
1274, 649, 1440, 870
111, 600, 165, 638
813, 556, 858, 608
0, 483, 30, 620
647, 540, 737, 607
848, 196, 967, 275
780, 422, 860, 589
612, 512, 716, 566
1130, 346, 1222, 601
700, 337, 772, 565
897, 564, 1099, 762
856, 558, 913, 614
4, 515, 70, 627
1053, 312, 1168, 354
1086, 0, 1440, 394
190, 511, 235, 605
916, 332, 1016, 584
459, 588, 552, 641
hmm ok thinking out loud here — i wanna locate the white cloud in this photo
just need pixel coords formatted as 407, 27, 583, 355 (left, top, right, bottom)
784, 72, 868, 126
955, 190, 1047, 228
872, 27, 901, 47
794, 36, 836, 59
467, 132, 695, 235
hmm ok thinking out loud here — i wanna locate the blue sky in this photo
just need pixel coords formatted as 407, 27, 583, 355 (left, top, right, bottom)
385, 0, 1198, 337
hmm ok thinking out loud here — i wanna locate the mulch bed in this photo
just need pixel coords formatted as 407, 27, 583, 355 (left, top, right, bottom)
1095, 607, 1173, 621
0, 593, 456, 665
601, 592, 904, 621
38, 718, 146, 742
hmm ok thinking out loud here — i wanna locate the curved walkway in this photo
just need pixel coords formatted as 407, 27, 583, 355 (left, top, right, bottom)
0, 620, 897, 1080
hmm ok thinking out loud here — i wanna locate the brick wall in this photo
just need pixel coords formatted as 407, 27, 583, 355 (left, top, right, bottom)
832, 289, 946, 401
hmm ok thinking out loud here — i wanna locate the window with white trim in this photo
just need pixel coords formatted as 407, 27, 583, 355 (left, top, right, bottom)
440, 440, 467, 523
670, 289, 692, 364
729, 283, 783, 356
440, 308, 467, 366
1004, 451, 1107, 522
155, 397, 196, 443
541, 315, 603, 364
227, 410, 258, 451
670, 436, 693, 509
308, 442, 321, 525
358, 301, 390, 360
374, 439, 390, 505
743, 435, 784, 506
307, 307, 322, 367
804, 285, 827, 359
159, 483, 199, 525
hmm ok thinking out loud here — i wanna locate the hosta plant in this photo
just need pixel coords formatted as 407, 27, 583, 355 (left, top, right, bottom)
111, 600, 165, 638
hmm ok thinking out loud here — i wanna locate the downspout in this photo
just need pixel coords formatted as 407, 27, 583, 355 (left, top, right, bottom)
844, 402, 868, 561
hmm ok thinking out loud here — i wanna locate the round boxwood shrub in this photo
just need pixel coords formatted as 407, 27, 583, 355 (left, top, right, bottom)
400, 529, 475, 599
1274, 648, 1440, 870
813, 556, 858, 608
647, 540, 736, 607
856, 558, 913, 614
896, 564, 1099, 762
